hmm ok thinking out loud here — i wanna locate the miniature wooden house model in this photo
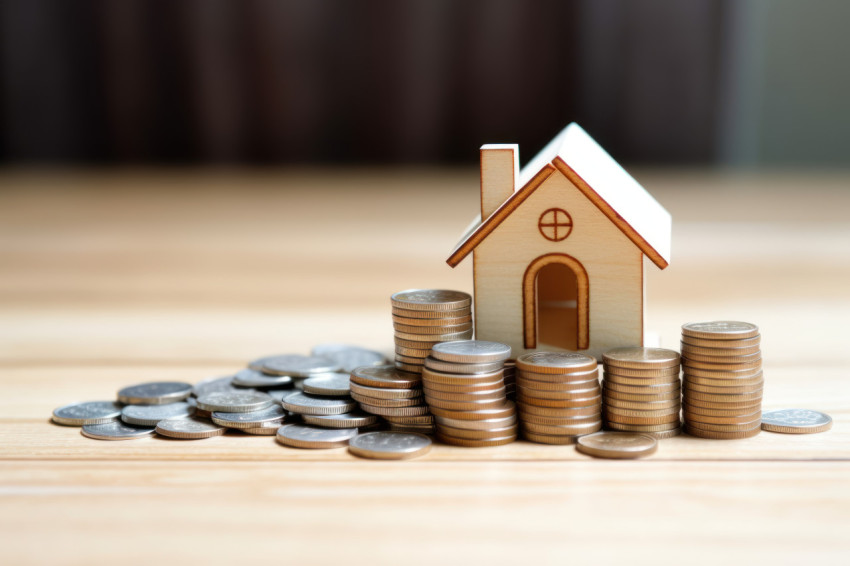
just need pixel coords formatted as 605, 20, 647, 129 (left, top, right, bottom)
446, 123, 672, 360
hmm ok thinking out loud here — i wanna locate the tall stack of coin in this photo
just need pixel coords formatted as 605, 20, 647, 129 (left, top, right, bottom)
391, 289, 473, 374
515, 352, 602, 444
423, 340, 516, 446
350, 365, 435, 435
680, 321, 763, 439
601, 348, 682, 439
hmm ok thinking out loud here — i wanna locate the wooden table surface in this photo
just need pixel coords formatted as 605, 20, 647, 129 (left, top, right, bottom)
2, 169, 849, 564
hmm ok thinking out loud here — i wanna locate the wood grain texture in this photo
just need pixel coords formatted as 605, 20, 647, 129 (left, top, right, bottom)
1, 169, 849, 565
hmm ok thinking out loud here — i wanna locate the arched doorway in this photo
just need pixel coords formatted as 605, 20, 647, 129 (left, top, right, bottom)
523, 253, 589, 350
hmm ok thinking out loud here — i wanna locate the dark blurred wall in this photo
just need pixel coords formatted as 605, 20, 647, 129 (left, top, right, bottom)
0, 0, 733, 165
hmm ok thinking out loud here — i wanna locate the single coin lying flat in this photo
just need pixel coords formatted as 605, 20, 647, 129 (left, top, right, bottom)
81, 421, 155, 441
761, 409, 832, 434
348, 431, 432, 460
576, 431, 658, 459
155, 417, 225, 439
52, 401, 122, 426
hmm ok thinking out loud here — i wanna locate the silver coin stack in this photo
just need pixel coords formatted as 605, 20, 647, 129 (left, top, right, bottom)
681, 321, 763, 440
349, 365, 435, 435
601, 347, 683, 439
391, 289, 473, 374
423, 340, 517, 447
515, 352, 602, 445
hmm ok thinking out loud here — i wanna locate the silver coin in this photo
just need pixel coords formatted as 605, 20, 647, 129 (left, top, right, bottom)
390, 289, 472, 311
431, 340, 512, 363
52, 401, 123, 426
211, 404, 287, 429
281, 391, 357, 415
301, 412, 379, 428
247, 354, 284, 372
240, 425, 281, 436
517, 352, 597, 370
81, 421, 155, 441
231, 368, 293, 388
121, 402, 194, 426
348, 431, 432, 460
193, 375, 243, 397
261, 354, 341, 377
761, 409, 833, 434
196, 391, 275, 413
117, 381, 193, 405
311, 343, 387, 372
302, 372, 351, 396
275, 424, 358, 448
682, 321, 759, 339
155, 417, 225, 439
266, 389, 293, 403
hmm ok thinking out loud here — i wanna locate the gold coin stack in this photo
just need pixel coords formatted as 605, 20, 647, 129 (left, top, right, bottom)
601, 347, 682, 439
515, 352, 602, 445
680, 321, 763, 439
391, 289, 473, 374
423, 344, 516, 447
349, 365, 435, 435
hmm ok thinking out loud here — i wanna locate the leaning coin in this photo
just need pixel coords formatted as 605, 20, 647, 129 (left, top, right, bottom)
81, 421, 155, 440
761, 409, 832, 434
261, 354, 341, 377
121, 402, 193, 426
240, 424, 282, 435
430, 340, 512, 364
312, 343, 386, 372
281, 391, 357, 415
196, 391, 275, 413
52, 401, 122, 426
350, 365, 421, 389
303, 372, 351, 396
117, 381, 193, 405
276, 424, 358, 449
348, 431, 432, 460
302, 412, 379, 428
193, 375, 242, 397
155, 417, 225, 439
212, 404, 287, 429
231, 368, 292, 388
576, 432, 658, 459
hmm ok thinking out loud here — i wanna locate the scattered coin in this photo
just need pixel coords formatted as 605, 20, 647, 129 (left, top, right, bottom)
52, 401, 122, 426
212, 404, 288, 429
311, 343, 387, 372
302, 412, 379, 429
576, 432, 658, 459
240, 424, 283, 435
761, 409, 832, 434
196, 391, 275, 413
231, 368, 292, 388
281, 391, 357, 415
121, 402, 194, 426
348, 431, 432, 460
302, 372, 351, 396
155, 417, 226, 439
81, 421, 155, 441
261, 354, 341, 377
276, 424, 358, 449
117, 381, 193, 405
192, 375, 242, 398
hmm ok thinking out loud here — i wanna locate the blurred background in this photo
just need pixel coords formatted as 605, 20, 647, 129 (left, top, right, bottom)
2, 0, 848, 167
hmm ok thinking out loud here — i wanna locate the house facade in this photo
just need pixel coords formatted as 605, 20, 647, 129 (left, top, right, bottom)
447, 123, 671, 361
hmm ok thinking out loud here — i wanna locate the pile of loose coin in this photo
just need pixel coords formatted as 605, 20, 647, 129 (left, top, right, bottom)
391, 289, 473, 373
515, 352, 602, 444
423, 340, 516, 446
681, 321, 763, 439
350, 365, 435, 435
601, 347, 682, 439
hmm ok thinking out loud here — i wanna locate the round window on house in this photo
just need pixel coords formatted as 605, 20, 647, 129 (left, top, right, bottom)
538, 208, 573, 242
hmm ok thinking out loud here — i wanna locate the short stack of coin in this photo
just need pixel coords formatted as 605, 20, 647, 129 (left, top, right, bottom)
391, 289, 473, 374
423, 340, 515, 446
350, 365, 435, 435
515, 352, 602, 444
681, 321, 763, 439
601, 348, 682, 439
